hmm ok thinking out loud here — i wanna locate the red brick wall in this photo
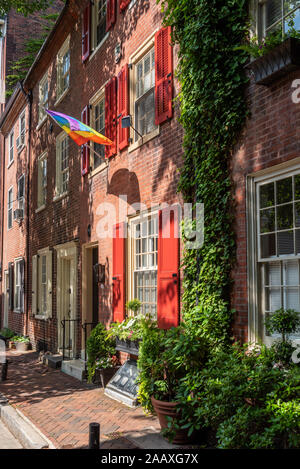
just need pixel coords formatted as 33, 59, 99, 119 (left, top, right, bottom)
231, 70, 300, 342
25, 0, 183, 352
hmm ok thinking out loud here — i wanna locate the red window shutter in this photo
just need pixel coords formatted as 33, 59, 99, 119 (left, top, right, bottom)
82, 2, 91, 62
119, 0, 130, 12
106, 0, 116, 32
155, 26, 173, 125
105, 77, 117, 158
81, 106, 90, 175
157, 206, 179, 329
112, 222, 126, 322
118, 64, 129, 151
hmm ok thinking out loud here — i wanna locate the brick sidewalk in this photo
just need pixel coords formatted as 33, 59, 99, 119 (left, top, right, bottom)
0, 350, 160, 449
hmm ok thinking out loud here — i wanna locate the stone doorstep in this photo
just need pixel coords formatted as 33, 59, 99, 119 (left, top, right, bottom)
0, 402, 55, 449
61, 359, 86, 381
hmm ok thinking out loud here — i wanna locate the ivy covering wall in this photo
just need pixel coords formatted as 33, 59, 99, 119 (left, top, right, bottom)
160, 0, 249, 345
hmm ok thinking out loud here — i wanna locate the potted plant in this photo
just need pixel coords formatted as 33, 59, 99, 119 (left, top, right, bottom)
13, 335, 30, 351
93, 355, 120, 387
137, 323, 208, 444
108, 310, 155, 356
241, 19, 300, 85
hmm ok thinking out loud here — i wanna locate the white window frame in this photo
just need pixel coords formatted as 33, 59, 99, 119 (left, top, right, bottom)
128, 210, 158, 318
37, 152, 47, 210
255, 0, 300, 40
56, 36, 70, 103
7, 186, 13, 230
18, 110, 26, 150
247, 159, 300, 345
39, 71, 48, 124
8, 130, 14, 166
17, 174, 25, 219
33, 247, 52, 319
89, 87, 107, 176
14, 258, 24, 313
91, 0, 109, 56
55, 132, 69, 199
129, 31, 160, 152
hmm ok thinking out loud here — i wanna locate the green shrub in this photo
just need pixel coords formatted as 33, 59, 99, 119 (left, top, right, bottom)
179, 345, 300, 449
264, 308, 300, 366
86, 323, 115, 383
137, 322, 209, 415
12, 335, 30, 343
126, 299, 142, 315
0, 328, 15, 339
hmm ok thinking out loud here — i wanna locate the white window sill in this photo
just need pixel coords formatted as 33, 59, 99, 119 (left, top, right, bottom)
53, 192, 68, 203
36, 116, 47, 131
89, 161, 108, 178
128, 126, 160, 153
35, 205, 46, 214
7, 160, 14, 169
54, 86, 70, 107
13, 309, 23, 314
34, 314, 49, 321
89, 33, 110, 62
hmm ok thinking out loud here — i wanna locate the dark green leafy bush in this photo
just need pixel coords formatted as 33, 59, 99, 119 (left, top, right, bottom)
86, 323, 115, 383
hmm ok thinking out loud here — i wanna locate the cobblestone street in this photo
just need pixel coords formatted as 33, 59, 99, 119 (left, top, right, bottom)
0, 350, 161, 449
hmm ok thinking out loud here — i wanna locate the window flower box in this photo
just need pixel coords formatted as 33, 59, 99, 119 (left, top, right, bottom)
248, 37, 300, 86
115, 338, 140, 355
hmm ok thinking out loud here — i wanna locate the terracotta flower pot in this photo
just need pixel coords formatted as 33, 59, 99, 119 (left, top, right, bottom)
14, 342, 29, 352
151, 396, 193, 445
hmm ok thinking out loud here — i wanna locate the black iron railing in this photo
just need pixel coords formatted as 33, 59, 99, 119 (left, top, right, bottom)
61, 318, 81, 360
82, 321, 98, 363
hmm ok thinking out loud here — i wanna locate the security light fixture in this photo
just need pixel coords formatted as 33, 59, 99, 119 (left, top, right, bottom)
121, 115, 143, 139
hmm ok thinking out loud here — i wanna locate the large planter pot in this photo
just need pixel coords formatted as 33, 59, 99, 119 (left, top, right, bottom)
248, 37, 300, 86
115, 338, 140, 355
14, 341, 30, 352
151, 396, 193, 445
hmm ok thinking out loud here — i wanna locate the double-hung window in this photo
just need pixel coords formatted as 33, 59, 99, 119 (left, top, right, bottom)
249, 168, 300, 344
32, 248, 52, 318
14, 259, 24, 313
257, 0, 300, 39
37, 152, 47, 209
7, 187, 13, 230
57, 37, 70, 99
134, 47, 156, 140
56, 132, 69, 197
9, 130, 14, 165
17, 174, 25, 219
129, 213, 158, 317
39, 72, 48, 123
18, 111, 26, 148
92, 95, 105, 169
92, 0, 107, 50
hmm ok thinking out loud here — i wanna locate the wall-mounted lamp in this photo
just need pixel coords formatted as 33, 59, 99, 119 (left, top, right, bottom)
120, 115, 143, 140
93, 263, 105, 284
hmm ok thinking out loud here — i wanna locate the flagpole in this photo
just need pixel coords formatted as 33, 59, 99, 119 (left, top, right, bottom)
84, 143, 106, 161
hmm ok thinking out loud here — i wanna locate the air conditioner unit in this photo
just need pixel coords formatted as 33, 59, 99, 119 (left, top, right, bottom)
13, 208, 23, 220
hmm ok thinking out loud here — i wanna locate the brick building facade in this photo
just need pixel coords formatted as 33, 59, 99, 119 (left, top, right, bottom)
2, 0, 300, 361
0, 0, 184, 361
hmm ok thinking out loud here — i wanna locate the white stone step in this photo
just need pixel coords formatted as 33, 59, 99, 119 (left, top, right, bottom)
61, 359, 86, 381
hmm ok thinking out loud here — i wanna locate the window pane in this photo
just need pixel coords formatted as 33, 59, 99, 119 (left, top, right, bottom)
267, 262, 281, 285
284, 260, 299, 285
260, 182, 275, 208
278, 230, 294, 255
276, 177, 293, 204
260, 208, 275, 233
261, 233, 276, 258
266, 0, 282, 28
277, 203, 293, 230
